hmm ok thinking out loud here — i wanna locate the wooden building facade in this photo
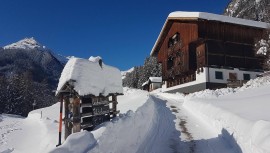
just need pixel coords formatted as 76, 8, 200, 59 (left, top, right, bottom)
57, 82, 121, 139
151, 12, 268, 93
142, 77, 162, 92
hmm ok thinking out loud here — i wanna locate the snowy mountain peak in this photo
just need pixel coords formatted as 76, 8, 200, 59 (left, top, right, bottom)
3, 37, 46, 50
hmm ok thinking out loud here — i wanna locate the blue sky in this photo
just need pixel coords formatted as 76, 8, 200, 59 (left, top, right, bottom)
0, 0, 230, 70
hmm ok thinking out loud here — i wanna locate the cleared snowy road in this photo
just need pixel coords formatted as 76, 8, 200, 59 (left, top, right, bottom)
153, 93, 240, 153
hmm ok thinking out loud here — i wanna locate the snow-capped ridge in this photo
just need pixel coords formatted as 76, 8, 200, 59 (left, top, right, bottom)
121, 67, 134, 79
3, 37, 46, 51
3, 37, 69, 64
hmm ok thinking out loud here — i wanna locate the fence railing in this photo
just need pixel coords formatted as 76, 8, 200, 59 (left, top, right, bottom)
227, 79, 248, 88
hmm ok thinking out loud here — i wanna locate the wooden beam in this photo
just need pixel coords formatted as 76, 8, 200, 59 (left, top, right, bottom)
72, 97, 81, 133
112, 95, 117, 118
81, 123, 93, 129
64, 96, 72, 139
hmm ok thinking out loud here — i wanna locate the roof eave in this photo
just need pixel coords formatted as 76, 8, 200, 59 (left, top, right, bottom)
150, 19, 169, 56
150, 14, 269, 56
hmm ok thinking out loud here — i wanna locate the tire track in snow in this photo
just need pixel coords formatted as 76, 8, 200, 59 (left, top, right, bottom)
169, 104, 196, 153
155, 93, 240, 153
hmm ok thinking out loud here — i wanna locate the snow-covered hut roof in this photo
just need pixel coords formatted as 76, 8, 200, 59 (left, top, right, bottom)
150, 11, 269, 56
149, 77, 162, 83
142, 80, 149, 87
56, 56, 123, 96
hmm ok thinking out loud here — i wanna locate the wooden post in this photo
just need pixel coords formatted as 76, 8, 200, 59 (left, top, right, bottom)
72, 97, 81, 133
112, 95, 117, 118
56, 95, 63, 147
64, 96, 72, 139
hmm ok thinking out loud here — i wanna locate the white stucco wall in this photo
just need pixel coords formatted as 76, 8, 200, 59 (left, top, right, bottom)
162, 68, 207, 92
163, 67, 262, 92
207, 67, 261, 84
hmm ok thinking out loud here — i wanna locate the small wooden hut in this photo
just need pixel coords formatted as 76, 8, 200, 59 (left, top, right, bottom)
55, 56, 123, 144
142, 77, 162, 92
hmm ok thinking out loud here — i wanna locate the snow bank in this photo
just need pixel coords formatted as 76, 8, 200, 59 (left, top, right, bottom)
49, 98, 164, 153
56, 56, 123, 96
183, 76, 270, 152
49, 131, 97, 153
117, 87, 149, 113
50, 89, 178, 153
0, 88, 148, 153
186, 76, 270, 99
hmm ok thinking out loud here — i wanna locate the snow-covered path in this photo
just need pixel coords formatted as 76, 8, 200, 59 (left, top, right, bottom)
51, 88, 240, 153
153, 93, 239, 153
81, 96, 181, 153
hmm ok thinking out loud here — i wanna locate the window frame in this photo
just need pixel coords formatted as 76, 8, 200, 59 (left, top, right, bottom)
215, 71, 223, 80
243, 73, 251, 80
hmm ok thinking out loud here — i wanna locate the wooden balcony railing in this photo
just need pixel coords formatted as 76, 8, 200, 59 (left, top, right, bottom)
227, 79, 248, 88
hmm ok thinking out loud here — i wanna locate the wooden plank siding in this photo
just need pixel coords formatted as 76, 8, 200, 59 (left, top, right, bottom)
158, 21, 198, 80
197, 20, 264, 44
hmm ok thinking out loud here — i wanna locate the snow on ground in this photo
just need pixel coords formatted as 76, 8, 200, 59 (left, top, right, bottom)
183, 76, 270, 153
1, 76, 270, 153
154, 93, 238, 153
117, 87, 149, 113
0, 103, 62, 153
51, 88, 181, 153
0, 87, 149, 153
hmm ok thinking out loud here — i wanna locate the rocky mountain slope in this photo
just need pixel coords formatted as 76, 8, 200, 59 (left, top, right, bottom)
224, 0, 270, 22
0, 38, 66, 116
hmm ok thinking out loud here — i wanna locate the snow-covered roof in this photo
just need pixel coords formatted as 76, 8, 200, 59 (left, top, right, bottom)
150, 11, 270, 56
142, 80, 149, 87
168, 11, 269, 29
56, 56, 123, 96
149, 77, 162, 83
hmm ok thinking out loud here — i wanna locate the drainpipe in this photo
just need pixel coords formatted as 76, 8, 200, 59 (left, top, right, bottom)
206, 43, 210, 87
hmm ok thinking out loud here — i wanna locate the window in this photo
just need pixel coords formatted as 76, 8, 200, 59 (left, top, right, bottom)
243, 74, 251, 80
167, 57, 174, 70
168, 32, 180, 48
168, 38, 173, 48
215, 71, 223, 80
